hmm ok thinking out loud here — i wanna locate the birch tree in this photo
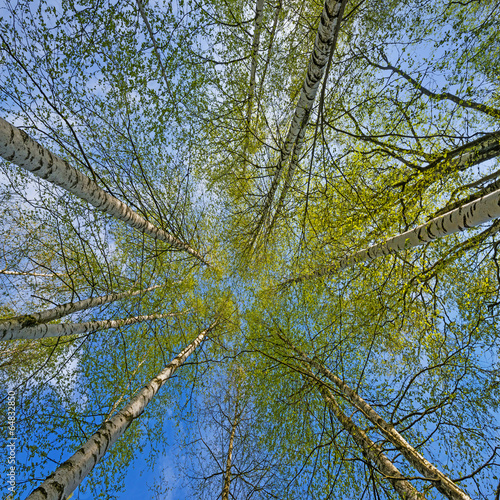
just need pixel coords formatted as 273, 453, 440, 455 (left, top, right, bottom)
0, 311, 187, 341
315, 377, 426, 500
285, 338, 472, 500
1, 0, 500, 498
0, 118, 209, 265
0, 285, 159, 338
26, 321, 218, 500
282, 185, 500, 286
247, 0, 348, 250
245, 266, 500, 499
266, 0, 500, 272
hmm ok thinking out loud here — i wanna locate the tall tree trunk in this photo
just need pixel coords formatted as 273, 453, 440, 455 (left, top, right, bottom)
265, 0, 347, 238
433, 176, 500, 218
427, 132, 500, 172
1, 311, 185, 341
0, 285, 159, 338
221, 405, 240, 500
314, 376, 425, 500
242, 0, 265, 158
250, 0, 347, 249
26, 321, 218, 500
0, 117, 209, 265
414, 132, 500, 192
293, 344, 471, 500
0, 270, 55, 277
284, 186, 500, 286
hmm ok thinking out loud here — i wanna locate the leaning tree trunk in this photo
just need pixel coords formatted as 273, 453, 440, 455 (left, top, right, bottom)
249, 0, 348, 249
284, 186, 500, 286
26, 321, 218, 500
0, 270, 55, 277
0, 285, 159, 338
433, 176, 500, 218
315, 379, 425, 500
425, 132, 500, 174
0, 117, 209, 265
1, 311, 184, 341
293, 344, 471, 500
414, 132, 500, 196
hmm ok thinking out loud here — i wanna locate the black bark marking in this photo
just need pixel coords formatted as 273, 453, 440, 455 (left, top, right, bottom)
30, 486, 49, 499
20, 315, 38, 328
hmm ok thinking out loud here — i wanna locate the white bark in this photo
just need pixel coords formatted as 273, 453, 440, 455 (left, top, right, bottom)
0, 117, 209, 265
298, 349, 471, 500
0, 285, 159, 339
1, 311, 182, 341
26, 322, 217, 500
251, 0, 347, 246
266, 0, 347, 237
434, 176, 500, 218
221, 407, 240, 500
285, 186, 500, 285
0, 270, 55, 277
423, 133, 500, 176
316, 378, 425, 500
244, 0, 265, 135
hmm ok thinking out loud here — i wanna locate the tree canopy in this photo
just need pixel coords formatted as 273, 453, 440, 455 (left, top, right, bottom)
1, 0, 499, 498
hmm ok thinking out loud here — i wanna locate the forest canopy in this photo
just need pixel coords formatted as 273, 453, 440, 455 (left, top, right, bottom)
0, 0, 499, 498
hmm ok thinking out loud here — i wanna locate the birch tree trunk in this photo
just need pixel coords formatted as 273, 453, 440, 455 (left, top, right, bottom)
433, 176, 500, 218
293, 345, 471, 500
0, 270, 55, 277
265, 0, 347, 238
25, 321, 217, 500
250, 0, 347, 248
0, 285, 159, 338
315, 378, 426, 500
242, 0, 265, 154
221, 406, 240, 500
284, 186, 500, 285
420, 133, 500, 180
0, 117, 209, 265
1, 311, 184, 341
